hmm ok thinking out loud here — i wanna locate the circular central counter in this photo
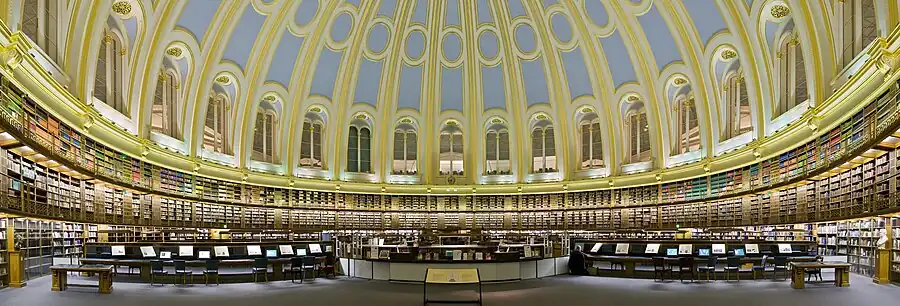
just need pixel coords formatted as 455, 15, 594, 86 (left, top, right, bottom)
341, 257, 570, 282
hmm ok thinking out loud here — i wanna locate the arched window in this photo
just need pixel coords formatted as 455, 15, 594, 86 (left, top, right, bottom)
392, 124, 417, 175
580, 120, 603, 169
93, 27, 127, 115
722, 73, 752, 140
252, 111, 277, 163
774, 31, 807, 118
202, 93, 230, 154
439, 123, 464, 176
626, 111, 650, 163
531, 123, 556, 173
151, 71, 180, 138
485, 122, 510, 175
673, 98, 700, 154
348, 126, 372, 173
21, 0, 61, 63
840, 0, 877, 68
299, 119, 324, 168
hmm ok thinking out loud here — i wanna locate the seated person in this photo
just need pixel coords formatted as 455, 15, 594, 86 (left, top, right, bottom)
806, 256, 824, 281
568, 245, 588, 275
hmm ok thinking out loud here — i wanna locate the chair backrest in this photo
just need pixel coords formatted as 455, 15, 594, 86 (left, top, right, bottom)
727, 256, 741, 267
254, 258, 268, 268
206, 260, 218, 270
774, 256, 787, 265
707, 256, 718, 267
174, 260, 186, 270
303, 256, 318, 265
652, 257, 665, 267
291, 256, 304, 268
325, 255, 335, 265
761, 255, 768, 265
151, 260, 164, 271
679, 256, 694, 267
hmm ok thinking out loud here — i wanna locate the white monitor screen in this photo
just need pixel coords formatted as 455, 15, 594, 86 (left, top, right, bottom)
615, 243, 629, 255
266, 249, 278, 258
198, 251, 211, 259
589, 243, 602, 253
296, 248, 307, 256
698, 249, 711, 256
179, 245, 194, 257
214, 246, 230, 257
644, 244, 660, 254
247, 245, 262, 256
666, 249, 677, 256
778, 244, 793, 254
111, 245, 126, 256
160, 251, 172, 259
734, 249, 745, 256
711, 244, 726, 255
745, 244, 760, 254
678, 244, 693, 255
139, 246, 156, 258
309, 244, 322, 254
279, 245, 294, 255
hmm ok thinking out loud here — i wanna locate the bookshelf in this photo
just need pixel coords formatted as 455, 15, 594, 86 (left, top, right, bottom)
891, 216, 900, 284
0, 218, 7, 288
816, 217, 886, 277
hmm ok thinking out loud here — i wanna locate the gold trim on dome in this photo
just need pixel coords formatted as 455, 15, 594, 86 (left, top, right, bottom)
310, 107, 322, 113
770, 5, 790, 19
263, 95, 277, 102
400, 118, 412, 124
627, 95, 640, 102
721, 49, 737, 60
112, 1, 132, 15
215, 75, 230, 84
356, 114, 368, 120
103, 35, 113, 44
166, 47, 182, 57
581, 107, 594, 113
491, 118, 503, 124
535, 114, 549, 120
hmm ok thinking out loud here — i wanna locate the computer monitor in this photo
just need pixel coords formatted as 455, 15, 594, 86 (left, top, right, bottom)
309, 244, 322, 254
778, 244, 793, 254
247, 245, 262, 256
445, 250, 453, 258
265, 249, 278, 258
296, 248, 307, 256
111, 245, 126, 256
198, 251, 211, 259
698, 249, 711, 257
159, 251, 172, 259
214, 246, 230, 257
666, 248, 678, 257
711, 244, 726, 255
734, 249, 745, 257
139, 246, 156, 258
589, 243, 602, 253
178, 245, 194, 257
279, 245, 294, 256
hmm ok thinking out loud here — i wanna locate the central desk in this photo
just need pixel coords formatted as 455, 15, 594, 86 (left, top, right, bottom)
50, 264, 114, 294
790, 262, 851, 289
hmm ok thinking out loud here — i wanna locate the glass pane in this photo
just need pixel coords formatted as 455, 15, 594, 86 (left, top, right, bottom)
348, 127, 358, 172
393, 131, 405, 160
581, 125, 590, 163
499, 131, 509, 160
532, 129, 543, 158
440, 134, 451, 154
360, 128, 371, 172
591, 122, 603, 160
485, 132, 497, 160
301, 122, 312, 159
452, 134, 464, 154
407, 132, 417, 160
544, 127, 555, 156
313, 123, 322, 166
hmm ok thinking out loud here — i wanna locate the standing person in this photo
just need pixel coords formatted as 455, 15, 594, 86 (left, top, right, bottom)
569, 245, 589, 275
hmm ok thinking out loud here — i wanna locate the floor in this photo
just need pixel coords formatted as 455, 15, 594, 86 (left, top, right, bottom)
0, 273, 898, 306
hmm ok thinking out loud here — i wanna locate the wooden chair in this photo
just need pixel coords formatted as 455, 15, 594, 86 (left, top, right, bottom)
677, 257, 696, 283
773, 257, 789, 281
752, 255, 769, 280
724, 256, 741, 282
150, 260, 168, 286
652, 257, 669, 281
301, 256, 318, 282
203, 260, 219, 286
285, 257, 304, 283
319, 256, 336, 278
174, 260, 193, 285
252, 258, 269, 282
697, 256, 718, 281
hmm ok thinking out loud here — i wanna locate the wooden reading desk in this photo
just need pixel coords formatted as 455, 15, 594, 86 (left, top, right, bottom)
789, 262, 851, 289
50, 264, 114, 294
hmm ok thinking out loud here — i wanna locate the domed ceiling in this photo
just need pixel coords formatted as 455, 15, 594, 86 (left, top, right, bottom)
20, 0, 876, 186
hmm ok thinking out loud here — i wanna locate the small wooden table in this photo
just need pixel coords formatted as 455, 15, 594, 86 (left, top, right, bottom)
50, 264, 114, 294
790, 262, 851, 289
